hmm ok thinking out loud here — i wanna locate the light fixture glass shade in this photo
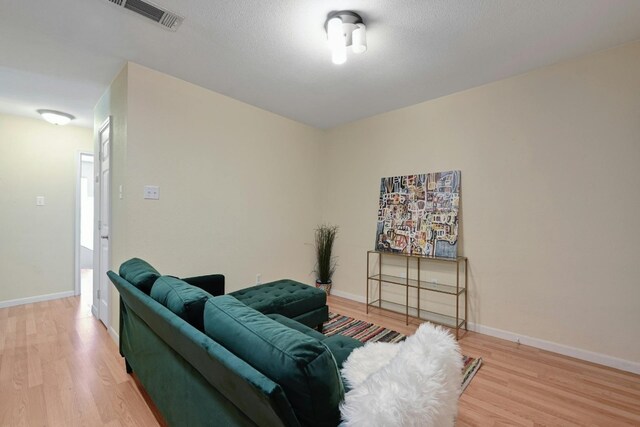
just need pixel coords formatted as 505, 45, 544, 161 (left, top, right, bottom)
331, 39, 347, 65
327, 17, 343, 50
352, 23, 367, 54
37, 109, 75, 126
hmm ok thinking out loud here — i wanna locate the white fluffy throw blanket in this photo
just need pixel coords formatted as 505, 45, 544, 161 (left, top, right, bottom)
340, 323, 462, 427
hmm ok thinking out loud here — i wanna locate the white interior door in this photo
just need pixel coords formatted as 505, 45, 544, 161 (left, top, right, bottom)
97, 118, 111, 328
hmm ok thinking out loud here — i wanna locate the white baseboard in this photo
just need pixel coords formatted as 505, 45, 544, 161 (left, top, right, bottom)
332, 291, 640, 375
330, 289, 367, 303
468, 322, 640, 375
0, 291, 75, 309
91, 304, 98, 318
109, 326, 119, 345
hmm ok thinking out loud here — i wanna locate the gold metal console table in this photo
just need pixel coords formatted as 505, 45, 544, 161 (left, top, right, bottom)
366, 250, 468, 339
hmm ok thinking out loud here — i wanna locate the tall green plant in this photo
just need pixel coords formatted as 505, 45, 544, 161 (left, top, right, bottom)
315, 224, 338, 284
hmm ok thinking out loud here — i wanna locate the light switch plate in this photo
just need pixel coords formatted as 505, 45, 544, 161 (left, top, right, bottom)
143, 185, 160, 200
36, 196, 45, 206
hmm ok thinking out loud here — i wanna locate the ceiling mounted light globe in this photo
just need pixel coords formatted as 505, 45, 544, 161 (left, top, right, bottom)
325, 11, 366, 64
37, 109, 75, 126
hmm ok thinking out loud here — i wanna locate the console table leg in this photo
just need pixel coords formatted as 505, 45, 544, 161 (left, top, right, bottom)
465, 258, 468, 331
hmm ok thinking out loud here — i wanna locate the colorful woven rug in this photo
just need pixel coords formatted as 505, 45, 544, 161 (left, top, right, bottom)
322, 313, 482, 392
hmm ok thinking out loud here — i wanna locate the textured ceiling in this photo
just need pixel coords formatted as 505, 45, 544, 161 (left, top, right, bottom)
1, 0, 640, 129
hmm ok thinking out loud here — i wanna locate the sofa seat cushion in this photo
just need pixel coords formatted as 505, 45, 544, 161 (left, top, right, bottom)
119, 258, 161, 294
322, 335, 364, 371
229, 279, 326, 319
150, 276, 212, 331
204, 296, 343, 427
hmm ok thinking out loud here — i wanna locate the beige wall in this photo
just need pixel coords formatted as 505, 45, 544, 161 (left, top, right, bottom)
101, 63, 324, 330
323, 42, 640, 363
0, 113, 92, 303
124, 63, 324, 286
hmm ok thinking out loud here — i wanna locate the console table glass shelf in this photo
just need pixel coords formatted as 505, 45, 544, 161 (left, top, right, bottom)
366, 250, 468, 339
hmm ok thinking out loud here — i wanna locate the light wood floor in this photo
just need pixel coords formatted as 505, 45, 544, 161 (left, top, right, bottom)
1, 294, 639, 426
0, 295, 159, 426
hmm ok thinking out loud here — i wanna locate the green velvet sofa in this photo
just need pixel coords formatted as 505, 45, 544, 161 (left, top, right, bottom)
107, 259, 363, 426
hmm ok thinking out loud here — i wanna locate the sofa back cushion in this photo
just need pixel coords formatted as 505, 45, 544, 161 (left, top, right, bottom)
119, 258, 161, 294
204, 295, 343, 427
151, 276, 212, 331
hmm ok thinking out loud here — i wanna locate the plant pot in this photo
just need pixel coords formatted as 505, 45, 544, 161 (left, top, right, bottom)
315, 280, 332, 295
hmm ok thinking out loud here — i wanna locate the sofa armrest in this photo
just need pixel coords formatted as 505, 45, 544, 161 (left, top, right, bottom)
181, 274, 225, 296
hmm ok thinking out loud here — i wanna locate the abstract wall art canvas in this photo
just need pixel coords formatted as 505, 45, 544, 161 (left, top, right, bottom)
375, 171, 461, 258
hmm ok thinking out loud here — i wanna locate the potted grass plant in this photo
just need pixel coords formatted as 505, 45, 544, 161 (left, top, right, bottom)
314, 224, 338, 295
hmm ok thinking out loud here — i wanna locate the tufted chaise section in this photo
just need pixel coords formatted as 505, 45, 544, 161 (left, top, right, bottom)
229, 279, 328, 328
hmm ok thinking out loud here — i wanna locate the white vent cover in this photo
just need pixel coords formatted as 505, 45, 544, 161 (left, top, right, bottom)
106, 0, 183, 31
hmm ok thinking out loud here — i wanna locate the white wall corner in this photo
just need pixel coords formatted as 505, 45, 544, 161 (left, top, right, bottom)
0, 291, 75, 309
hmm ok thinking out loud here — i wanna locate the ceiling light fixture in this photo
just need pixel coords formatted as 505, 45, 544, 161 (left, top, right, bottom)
325, 11, 367, 65
37, 109, 75, 126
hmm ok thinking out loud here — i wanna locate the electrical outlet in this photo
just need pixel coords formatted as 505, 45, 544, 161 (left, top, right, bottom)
143, 185, 160, 200
432, 278, 438, 285
256, 274, 261, 285
36, 196, 45, 206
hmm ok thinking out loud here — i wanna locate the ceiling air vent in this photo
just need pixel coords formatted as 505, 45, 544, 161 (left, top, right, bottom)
106, 0, 184, 31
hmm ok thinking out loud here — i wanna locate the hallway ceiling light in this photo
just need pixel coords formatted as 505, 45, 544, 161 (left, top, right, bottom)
325, 11, 367, 65
37, 109, 75, 126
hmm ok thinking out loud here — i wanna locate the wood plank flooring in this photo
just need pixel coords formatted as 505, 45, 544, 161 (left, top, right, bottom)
1, 294, 638, 426
0, 296, 158, 426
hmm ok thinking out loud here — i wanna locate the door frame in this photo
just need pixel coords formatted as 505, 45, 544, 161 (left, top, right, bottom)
75, 151, 95, 300
94, 116, 112, 328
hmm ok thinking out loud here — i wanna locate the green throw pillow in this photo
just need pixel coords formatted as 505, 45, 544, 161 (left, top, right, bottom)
151, 276, 213, 331
204, 295, 343, 427
118, 258, 161, 294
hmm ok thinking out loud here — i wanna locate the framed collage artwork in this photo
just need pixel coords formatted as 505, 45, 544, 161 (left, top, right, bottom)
375, 171, 460, 258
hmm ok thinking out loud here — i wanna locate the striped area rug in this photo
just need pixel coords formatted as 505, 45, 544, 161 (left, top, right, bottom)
322, 312, 482, 392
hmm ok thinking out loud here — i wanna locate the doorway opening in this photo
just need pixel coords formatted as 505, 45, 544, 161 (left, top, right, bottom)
76, 152, 94, 315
